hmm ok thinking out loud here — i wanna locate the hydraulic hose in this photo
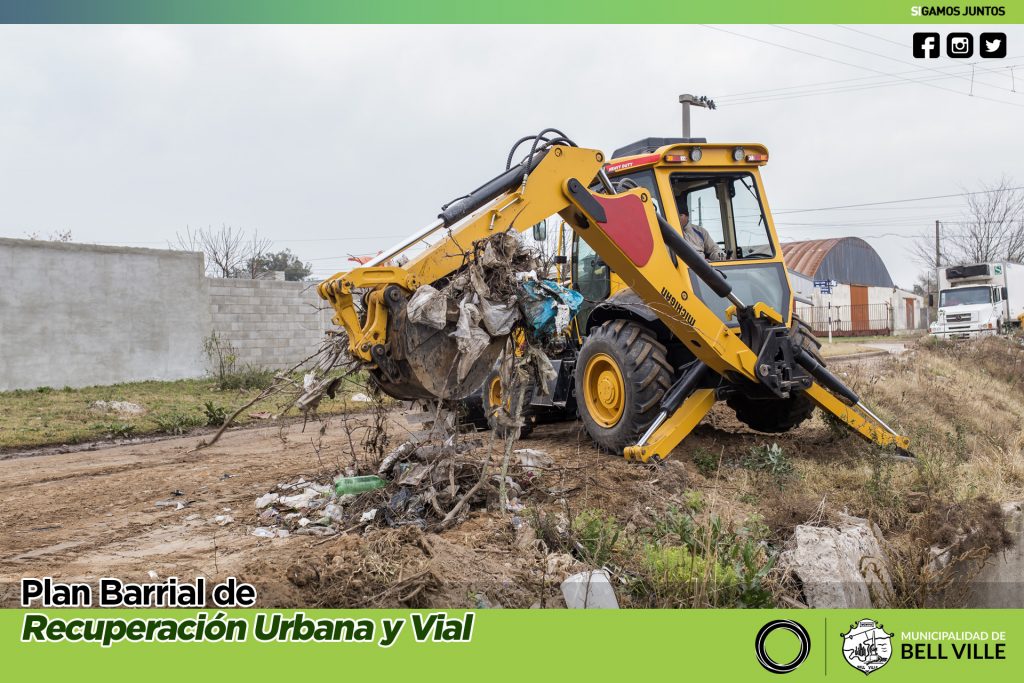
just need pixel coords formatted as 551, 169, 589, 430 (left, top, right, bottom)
438, 150, 548, 227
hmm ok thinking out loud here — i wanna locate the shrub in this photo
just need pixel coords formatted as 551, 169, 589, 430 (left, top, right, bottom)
641, 508, 776, 608
639, 544, 740, 606
203, 331, 238, 388
742, 442, 794, 477
682, 490, 705, 513
154, 411, 205, 435
99, 422, 136, 439
571, 509, 621, 567
203, 401, 228, 427
203, 333, 275, 391
219, 366, 276, 392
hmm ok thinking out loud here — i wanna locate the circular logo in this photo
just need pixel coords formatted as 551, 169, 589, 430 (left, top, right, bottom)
755, 620, 811, 674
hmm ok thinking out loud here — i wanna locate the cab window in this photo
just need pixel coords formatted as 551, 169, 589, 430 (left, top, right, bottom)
669, 172, 774, 261
572, 235, 611, 329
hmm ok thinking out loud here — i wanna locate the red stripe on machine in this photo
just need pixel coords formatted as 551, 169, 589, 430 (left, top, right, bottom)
604, 154, 660, 174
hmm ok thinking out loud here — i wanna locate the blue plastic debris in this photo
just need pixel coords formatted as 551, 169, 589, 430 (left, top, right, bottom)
517, 279, 584, 337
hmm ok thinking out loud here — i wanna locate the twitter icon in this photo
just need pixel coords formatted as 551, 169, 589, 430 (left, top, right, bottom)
980, 32, 1007, 58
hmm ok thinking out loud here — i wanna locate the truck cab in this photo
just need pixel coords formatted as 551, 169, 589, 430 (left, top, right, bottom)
930, 263, 1022, 339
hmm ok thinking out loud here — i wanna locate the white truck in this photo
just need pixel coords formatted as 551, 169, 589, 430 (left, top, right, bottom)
929, 262, 1024, 339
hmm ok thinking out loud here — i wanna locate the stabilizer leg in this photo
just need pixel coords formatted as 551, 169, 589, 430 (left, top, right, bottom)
623, 388, 716, 463
805, 384, 912, 455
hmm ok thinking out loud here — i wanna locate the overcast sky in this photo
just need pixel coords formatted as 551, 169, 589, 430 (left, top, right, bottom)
2, 24, 1022, 287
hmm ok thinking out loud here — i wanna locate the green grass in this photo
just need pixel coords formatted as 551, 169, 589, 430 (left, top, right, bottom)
0, 375, 367, 450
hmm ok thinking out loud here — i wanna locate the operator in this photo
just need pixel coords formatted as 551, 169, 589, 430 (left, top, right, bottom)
679, 207, 724, 261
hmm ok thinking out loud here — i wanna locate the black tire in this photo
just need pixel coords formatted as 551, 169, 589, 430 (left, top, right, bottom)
457, 388, 490, 430
483, 368, 535, 438
575, 319, 673, 453
726, 316, 820, 433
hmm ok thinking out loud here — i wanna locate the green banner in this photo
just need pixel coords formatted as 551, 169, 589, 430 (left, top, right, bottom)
0, 0, 1021, 24
4, 608, 1021, 680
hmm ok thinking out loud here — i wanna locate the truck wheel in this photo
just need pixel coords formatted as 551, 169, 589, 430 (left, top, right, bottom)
483, 369, 535, 438
727, 316, 819, 433
576, 319, 673, 453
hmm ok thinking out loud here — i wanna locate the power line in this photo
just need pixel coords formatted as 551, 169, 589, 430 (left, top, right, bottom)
718, 60, 1024, 105
834, 25, 906, 49
772, 25, 1017, 96
717, 68, 1018, 105
715, 62, 986, 100
835, 25, 1015, 82
774, 186, 1024, 215
701, 25, 1024, 109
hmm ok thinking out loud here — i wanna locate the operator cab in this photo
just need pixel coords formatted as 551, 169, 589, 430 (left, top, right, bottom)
573, 140, 791, 329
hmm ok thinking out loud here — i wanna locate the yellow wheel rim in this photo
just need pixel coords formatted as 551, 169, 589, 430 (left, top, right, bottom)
583, 353, 625, 428
488, 375, 503, 409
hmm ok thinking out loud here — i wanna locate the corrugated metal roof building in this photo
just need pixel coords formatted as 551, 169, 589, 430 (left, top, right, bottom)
781, 237, 923, 336
782, 237, 894, 288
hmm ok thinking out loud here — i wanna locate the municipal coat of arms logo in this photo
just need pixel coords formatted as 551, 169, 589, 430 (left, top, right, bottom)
841, 619, 893, 675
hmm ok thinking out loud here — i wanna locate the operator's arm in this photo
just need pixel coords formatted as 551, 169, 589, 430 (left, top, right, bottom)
702, 229, 725, 261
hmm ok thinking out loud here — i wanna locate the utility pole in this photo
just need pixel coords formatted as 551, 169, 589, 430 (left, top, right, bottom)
933, 219, 941, 320
679, 94, 716, 138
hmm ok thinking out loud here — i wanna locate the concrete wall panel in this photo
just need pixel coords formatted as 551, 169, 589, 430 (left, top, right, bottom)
0, 239, 333, 390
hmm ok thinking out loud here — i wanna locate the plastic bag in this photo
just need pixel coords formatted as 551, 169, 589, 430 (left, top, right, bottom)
451, 299, 490, 381
479, 295, 520, 336
517, 279, 584, 338
407, 285, 448, 329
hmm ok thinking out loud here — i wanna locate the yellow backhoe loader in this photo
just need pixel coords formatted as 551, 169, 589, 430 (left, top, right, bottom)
317, 129, 909, 462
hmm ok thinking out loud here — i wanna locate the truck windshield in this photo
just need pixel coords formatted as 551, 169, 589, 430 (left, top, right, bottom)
940, 286, 991, 307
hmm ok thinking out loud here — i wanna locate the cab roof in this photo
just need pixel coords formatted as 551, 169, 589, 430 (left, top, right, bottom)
612, 137, 707, 158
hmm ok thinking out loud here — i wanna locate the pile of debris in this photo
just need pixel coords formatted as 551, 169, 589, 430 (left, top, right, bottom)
251, 439, 550, 539
405, 229, 582, 391
251, 479, 339, 538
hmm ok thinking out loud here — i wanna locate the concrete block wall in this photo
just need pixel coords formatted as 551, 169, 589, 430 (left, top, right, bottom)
206, 278, 331, 370
0, 238, 333, 390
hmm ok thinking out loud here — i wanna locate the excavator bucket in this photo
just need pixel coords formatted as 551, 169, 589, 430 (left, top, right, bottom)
369, 287, 506, 401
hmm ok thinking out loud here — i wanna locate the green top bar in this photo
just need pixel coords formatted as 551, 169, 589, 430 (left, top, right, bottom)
1, 0, 1021, 24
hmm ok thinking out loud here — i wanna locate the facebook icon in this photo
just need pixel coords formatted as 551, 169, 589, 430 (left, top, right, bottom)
913, 32, 940, 58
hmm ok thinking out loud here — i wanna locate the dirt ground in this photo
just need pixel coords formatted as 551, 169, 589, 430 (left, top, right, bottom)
2, 343, 1020, 609
0, 399, 817, 608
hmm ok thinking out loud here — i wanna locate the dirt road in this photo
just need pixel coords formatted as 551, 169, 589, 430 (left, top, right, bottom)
1, 397, 805, 607
0, 421, 334, 601
2, 341, 1017, 609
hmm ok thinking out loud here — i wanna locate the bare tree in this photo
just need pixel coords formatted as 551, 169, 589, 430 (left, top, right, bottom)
172, 225, 272, 278
913, 176, 1024, 270
912, 270, 935, 297
26, 230, 73, 242
237, 231, 275, 279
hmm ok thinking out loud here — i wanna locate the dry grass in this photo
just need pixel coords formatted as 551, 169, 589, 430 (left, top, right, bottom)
766, 337, 1024, 605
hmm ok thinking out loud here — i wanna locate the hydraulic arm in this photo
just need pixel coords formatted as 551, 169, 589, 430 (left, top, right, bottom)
318, 141, 910, 462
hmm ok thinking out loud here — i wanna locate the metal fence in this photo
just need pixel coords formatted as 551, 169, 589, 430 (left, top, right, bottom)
803, 303, 893, 337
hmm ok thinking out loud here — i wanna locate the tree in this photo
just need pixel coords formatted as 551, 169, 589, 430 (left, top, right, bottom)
245, 249, 313, 281
173, 225, 272, 278
912, 271, 933, 297
26, 230, 73, 242
913, 176, 1024, 270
